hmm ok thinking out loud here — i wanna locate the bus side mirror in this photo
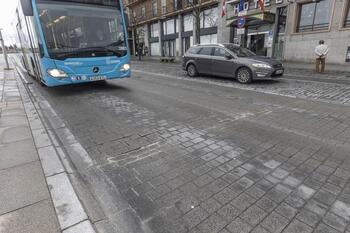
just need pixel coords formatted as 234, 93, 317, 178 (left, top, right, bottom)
20, 0, 33, 16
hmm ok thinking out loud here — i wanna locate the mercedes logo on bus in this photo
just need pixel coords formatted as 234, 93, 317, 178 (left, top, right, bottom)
92, 67, 99, 73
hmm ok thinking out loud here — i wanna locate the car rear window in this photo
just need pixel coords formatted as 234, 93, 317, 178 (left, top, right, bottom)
198, 47, 213, 56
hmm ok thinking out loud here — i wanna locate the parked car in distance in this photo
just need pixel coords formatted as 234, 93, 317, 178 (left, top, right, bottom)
182, 43, 284, 84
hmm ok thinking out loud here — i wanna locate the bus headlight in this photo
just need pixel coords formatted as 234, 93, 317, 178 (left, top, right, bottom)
47, 69, 68, 78
120, 64, 130, 72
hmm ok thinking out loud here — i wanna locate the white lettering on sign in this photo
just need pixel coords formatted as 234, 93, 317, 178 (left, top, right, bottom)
232, 0, 283, 14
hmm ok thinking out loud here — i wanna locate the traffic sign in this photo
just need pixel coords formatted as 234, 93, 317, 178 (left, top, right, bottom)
237, 28, 245, 35
237, 17, 246, 28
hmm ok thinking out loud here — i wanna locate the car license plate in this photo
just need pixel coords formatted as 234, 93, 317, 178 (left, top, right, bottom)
90, 76, 107, 81
275, 69, 284, 75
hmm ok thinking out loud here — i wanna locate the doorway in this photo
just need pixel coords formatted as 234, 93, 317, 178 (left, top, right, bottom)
250, 34, 266, 56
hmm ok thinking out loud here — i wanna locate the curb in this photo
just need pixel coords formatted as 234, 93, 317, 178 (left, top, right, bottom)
13, 61, 96, 233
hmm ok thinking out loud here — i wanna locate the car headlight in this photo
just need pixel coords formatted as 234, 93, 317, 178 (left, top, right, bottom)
120, 64, 130, 72
252, 63, 272, 69
47, 69, 68, 78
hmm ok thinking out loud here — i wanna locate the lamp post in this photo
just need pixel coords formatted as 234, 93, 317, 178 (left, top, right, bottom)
0, 29, 11, 70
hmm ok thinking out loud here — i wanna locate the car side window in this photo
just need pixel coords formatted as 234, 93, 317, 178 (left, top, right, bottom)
198, 47, 213, 56
187, 47, 200, 54
213, 48, 226, 57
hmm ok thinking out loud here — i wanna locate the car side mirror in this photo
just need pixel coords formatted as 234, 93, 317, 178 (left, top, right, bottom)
225, 53, 233, 60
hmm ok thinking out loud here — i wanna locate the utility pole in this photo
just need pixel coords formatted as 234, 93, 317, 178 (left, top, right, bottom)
0, 29, 11, 70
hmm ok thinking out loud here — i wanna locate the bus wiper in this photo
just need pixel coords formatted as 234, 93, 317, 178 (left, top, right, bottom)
77, 47, 125, 57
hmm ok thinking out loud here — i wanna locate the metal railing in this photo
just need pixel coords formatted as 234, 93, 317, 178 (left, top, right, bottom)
296, 23, 329, 32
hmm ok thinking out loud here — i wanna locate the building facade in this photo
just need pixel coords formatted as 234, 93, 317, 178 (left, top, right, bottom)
126, 0, 223, 57
126, 0, 350, 65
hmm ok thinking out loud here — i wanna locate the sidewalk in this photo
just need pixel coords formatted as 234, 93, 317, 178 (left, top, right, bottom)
0, 64, 60, 232
0, 56, 96, 233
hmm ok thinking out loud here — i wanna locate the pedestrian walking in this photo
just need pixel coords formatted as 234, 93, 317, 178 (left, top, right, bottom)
314, 40, 329, 73
144, 46, 149, 56
137, 45, 143, 61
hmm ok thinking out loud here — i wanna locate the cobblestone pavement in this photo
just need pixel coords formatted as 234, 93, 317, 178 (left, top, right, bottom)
25, 60, 350, 233
131, 61, 350, 106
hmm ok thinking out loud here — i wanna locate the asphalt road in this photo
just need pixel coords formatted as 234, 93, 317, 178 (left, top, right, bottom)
23, 60, 350, 233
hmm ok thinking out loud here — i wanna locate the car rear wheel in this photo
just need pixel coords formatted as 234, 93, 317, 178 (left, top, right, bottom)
236, 67, 252, 84
187, 64, 197, 77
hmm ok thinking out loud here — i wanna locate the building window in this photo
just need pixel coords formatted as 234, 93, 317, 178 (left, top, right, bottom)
141, 5, 146, 18
163, 18, 175, 35
344, 0, 350, 27
277, 7, 287, 34
200, 7, 218, 29
296, 0, 332, 32
183, 14, 193, 32
152, 0, 158, 17
173, 0, 182, 10
150, 22, 159, 38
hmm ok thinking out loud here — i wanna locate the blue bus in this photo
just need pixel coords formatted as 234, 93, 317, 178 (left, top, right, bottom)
15, 0, 130, 87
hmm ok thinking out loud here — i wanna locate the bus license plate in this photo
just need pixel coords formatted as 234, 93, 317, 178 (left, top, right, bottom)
90, 76, 107, 81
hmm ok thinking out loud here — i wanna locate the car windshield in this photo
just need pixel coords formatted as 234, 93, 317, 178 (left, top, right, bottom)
37, 2, 126, 59
224, 44, 256, 57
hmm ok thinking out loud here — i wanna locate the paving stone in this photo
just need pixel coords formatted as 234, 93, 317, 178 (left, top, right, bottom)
305, 200, 328, 217
282, 219, 313, 233
322, 212, 347, 232
256, 196, 278, 213
201, 198, 222, 214
240, 205, 268, 226
225, 218, 252, 233
264, 160, 281, 169
296, 209, 321, 227
0, 161, 49, 215
251, 225, 270, 233
284, 194, 306, 209
314, 223, 340, 233
275, 203, 298, 220
272, 168, 290, 179
0, 199, 60, 233
197, 213, 227, 233
231, 193, 255, 211
313, 189, 337, 206
283, 176, 302, 188
217, 204, 241, 222
214, 187, 239, 205
261, 211, 289, 233
332, 200, 350, 220
296, 185, 316, 200
183, 206, 209, 229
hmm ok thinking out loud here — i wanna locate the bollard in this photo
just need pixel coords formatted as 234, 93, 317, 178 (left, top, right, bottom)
0, 29, 11, 70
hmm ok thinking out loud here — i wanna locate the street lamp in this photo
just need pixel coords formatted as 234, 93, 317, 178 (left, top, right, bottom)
0, 28, 11, 70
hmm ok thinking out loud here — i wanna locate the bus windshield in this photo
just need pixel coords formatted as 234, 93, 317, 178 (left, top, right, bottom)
37, 2, 126, 59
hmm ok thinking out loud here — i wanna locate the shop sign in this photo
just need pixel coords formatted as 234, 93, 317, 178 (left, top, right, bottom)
237, 28, 245, 35
266, 30, 273, 48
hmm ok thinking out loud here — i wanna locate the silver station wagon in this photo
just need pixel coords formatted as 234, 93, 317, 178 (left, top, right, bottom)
182, 43, 284, 84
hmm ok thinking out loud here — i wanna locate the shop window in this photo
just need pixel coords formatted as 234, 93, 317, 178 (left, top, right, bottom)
183, 14, 193, 32
150, 22, 159, 38
200, 7, 218, 29
163, 19, 175, 35
344, 0, 350, 27
200, 34, 217, 44
150, 42, 160, 56
296, 0, 332, 32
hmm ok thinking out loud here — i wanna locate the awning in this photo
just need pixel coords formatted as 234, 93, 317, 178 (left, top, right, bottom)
226, 12, 275, 27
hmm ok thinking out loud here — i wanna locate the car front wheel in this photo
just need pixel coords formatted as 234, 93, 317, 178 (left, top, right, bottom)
187, 64, 197, 77
236, 67, 252, 84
